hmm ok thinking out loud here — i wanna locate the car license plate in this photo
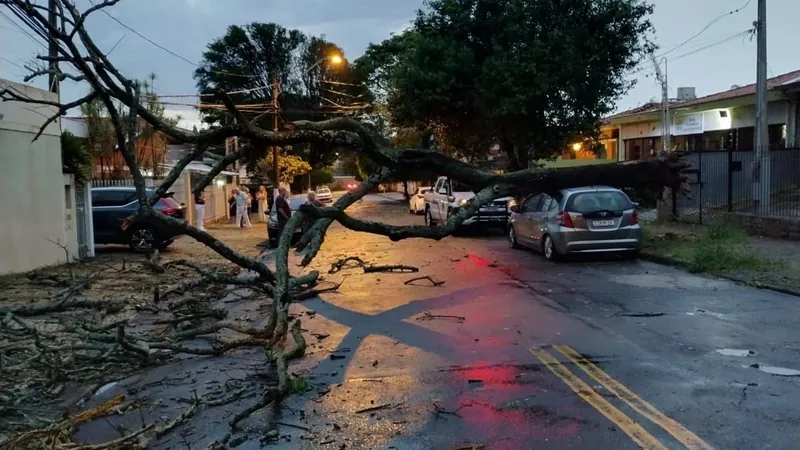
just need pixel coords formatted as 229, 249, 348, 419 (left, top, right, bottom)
592, 220, 614, 227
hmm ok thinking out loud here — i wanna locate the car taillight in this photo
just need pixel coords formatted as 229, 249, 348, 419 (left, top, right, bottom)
557, 211, 574, 228
161, 207, 178, 216
631, 210, 639, 225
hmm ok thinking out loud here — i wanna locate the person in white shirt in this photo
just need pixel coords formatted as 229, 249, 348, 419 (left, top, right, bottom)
235, 188, 252, 228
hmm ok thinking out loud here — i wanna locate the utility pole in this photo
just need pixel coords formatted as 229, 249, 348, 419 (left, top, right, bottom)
271, 72, 280, 198
753, 0, 769, 214
47, 0, 59, 96
650, 54, 670, 153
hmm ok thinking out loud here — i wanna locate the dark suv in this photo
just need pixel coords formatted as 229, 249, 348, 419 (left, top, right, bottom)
91, 187, 186, 252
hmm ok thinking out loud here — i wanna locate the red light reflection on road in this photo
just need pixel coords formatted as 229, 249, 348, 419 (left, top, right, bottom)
447, 362, 583, 448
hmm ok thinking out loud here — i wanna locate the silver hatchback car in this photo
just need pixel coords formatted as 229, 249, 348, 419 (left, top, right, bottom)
508, 186, 642, 261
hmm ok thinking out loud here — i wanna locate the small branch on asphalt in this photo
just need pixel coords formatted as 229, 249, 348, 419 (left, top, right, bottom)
328, 257, 419, 275
355, 403, 393, 414
363, 264, 419, 274
431, 402, 464, 418
404, 276, 445, 287
416, 312, 465, 323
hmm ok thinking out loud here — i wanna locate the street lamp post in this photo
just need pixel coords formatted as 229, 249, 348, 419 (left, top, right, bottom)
271, 55, 342, 198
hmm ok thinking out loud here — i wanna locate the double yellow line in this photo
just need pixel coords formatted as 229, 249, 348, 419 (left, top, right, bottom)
530, 345, 714, 450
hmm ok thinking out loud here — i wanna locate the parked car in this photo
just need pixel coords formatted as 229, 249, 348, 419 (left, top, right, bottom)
267, 194, 307, 248
409, 186, 432, 214
423, 176, 511, 229
508, 186, 642, 261
316, 186, 333, 203
91, 187, 186, 252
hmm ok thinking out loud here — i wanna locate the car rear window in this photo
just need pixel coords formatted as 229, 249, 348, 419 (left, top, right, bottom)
156, 197, 181, 210
566, 191, 633, 213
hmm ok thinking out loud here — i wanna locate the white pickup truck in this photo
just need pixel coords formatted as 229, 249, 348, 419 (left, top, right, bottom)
423, 176, 512, 228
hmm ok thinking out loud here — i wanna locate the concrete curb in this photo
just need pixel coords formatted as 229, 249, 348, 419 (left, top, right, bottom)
639, 251, 800, 298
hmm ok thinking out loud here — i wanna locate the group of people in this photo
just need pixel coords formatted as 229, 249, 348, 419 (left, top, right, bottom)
194, 185, 326, 236
227, 186, 270, 228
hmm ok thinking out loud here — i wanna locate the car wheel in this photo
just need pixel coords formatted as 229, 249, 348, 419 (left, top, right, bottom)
425, 208, 436, 227
508, 225, 520, 249
542, 234, 559, 261
129, 227, 157, 252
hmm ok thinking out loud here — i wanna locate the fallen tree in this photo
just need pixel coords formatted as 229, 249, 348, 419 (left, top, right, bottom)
0, 0, 687, 445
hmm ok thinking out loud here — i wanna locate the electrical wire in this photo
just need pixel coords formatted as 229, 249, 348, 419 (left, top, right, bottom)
0, 8, 46, 48
657, 0, 753, 59
86, 0, 257, 79
628, 29, 753, 76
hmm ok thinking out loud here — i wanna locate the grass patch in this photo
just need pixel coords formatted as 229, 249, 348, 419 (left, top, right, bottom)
643, 222, 778, 274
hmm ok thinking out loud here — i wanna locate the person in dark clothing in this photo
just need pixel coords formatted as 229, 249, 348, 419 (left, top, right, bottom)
275, 187, 292, 239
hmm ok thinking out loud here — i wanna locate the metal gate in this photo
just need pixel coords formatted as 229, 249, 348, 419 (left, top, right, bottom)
74, 182, 95, 259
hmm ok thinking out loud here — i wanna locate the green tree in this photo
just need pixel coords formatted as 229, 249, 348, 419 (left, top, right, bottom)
309, 167, 334, 187
361, 0, 654, 170
60, 131, 92, 185
194, 23, 305, 128
80, 97, 115, 179
254, 148, 312, 184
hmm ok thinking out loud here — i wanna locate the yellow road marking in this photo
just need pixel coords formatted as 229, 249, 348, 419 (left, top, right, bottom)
555, 345, 715, 450
529, 346, 668, 450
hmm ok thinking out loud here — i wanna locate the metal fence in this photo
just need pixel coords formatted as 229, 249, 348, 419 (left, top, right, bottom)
674, 148, 800, 224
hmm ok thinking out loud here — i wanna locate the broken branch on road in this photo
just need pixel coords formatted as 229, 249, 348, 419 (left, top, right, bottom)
405, 276, 445, 287
328, 256, 419, 275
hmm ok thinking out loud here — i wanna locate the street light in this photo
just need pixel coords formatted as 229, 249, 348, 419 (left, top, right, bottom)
271, 54, 344, 196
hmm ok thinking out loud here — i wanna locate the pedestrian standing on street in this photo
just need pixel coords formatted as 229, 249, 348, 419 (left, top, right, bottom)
235, 188, 252, 229
229, 189, 238, 224
275, 186, 292, 239
301, 190, 325, 236
194, 190, 206, 232
257, 185, 268, 222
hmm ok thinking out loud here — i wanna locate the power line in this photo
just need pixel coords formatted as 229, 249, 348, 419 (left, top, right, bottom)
657, 0, 753, 59
629, 29, 752, 76
0, 9, 46, 48
0, 55, 26, 70
87, 0, 256, 79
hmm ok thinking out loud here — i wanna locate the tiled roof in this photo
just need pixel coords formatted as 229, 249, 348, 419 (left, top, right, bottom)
607, 69, 800, 120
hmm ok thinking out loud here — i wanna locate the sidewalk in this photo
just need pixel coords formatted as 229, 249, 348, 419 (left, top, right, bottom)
641, 222, 800, 295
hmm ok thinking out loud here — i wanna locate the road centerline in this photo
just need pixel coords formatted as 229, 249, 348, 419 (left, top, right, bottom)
529, 346, 669, 450
554, 345, 715, 450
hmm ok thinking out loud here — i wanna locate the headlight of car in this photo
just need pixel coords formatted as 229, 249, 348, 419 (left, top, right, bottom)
459, 198, 469, 206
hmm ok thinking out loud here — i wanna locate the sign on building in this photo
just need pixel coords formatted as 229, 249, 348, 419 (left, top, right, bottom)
673, 113, 703, 136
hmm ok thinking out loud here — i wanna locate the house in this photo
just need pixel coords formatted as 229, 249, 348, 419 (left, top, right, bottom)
603, 69, 800, 160
0, 78, 82, 274
63, 115, 170, 178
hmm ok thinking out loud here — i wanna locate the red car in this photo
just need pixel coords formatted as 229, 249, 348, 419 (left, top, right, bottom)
346, 182, 360, 192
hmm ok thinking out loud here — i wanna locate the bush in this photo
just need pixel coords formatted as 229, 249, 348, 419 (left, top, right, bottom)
310, 167, 334, 187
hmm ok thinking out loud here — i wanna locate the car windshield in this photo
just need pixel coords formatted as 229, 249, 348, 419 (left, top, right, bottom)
451, 181, 473, 192
566, 191, 633, 213
317, 189, 330, 194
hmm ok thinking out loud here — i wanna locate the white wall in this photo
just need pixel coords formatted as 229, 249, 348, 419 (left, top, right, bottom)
0, 79, 75, 274
619, 100, 792, 141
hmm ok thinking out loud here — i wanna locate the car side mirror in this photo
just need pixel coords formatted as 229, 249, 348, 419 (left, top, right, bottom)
510, 205, 520, 214
632, 201, 640, 209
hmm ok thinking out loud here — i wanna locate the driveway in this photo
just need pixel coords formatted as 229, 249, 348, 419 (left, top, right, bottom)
274, 198, 800, 450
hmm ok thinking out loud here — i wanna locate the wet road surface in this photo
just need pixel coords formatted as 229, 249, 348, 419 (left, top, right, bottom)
281, 198, 800, 450
78, 196, 800, 449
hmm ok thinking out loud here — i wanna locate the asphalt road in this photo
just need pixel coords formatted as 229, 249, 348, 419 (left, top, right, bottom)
75, 194, 800, 449
282, 196, 800, 450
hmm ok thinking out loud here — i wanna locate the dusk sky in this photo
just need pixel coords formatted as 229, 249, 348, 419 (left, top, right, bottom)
1, 0, 797, 130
